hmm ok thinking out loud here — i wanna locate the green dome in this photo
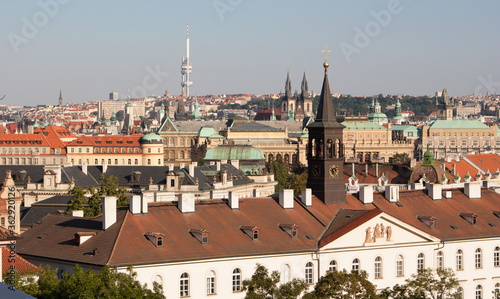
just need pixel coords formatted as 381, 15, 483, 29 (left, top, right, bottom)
141, 133, 162, 143
205, 145, 265, 161
423, 145, 434, 165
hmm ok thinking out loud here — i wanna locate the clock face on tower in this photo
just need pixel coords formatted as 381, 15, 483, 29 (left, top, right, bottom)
329, 165, 339, 178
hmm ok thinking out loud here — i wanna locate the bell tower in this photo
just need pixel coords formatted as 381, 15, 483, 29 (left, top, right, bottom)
306, 47, 346, 205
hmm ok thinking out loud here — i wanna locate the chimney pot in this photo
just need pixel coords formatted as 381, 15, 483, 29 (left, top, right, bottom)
301, 188, 312, 206
464, 182, 481, 199
130, 195, 141, 215
384, 185, 399, 203
428, 184, 442, 201
228, 191, 239, 210
178, 193, 195, 213
102, 196, 117, 230
279, 189, 294, 209
359, 185, 373, 204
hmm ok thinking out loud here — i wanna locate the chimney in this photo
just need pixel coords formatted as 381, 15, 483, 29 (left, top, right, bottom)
228, 191, 239, 210
384, 185, 399, 203
179, 163, 185, 169
71, 210, 84, 217
188, 163, 195, 177
169, 164, 174, 171
427, 184, 442, 201
230, 159, 240, 169
279, 189, 294, 209
82, 162, 88, 175
130, 195, 141, 215
464, 182, 481, 199
102, 196, 116, 230
103, 160, 108, 173
301, 188, 312, 207
178, 193, 195, 213
216, 161, 221, 171
253, 189, 260, 197
444, 191, 452, 199
359, 185, 373, 204
141, 194, 148, 214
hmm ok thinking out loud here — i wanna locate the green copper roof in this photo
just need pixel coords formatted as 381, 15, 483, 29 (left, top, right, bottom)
141, 133, 162, 142
341, 121, 385, 130
367, 112, 388, 122
429, 119, 490, 129
197, 126, 219, 138
205, 145, 265, 161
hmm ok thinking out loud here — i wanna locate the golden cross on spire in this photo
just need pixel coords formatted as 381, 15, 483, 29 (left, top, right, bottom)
322, 45, 331, 73
322, 45, 331, 62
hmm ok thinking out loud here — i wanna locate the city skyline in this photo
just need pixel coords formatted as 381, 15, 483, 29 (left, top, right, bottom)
1, 1, 499, 106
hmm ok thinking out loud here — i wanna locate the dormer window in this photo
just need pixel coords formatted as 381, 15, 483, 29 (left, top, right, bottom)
279, 224, 299, 239
417, 216, 436, 229
74, 232, 96, 246
459, 213, 477, 225
144, 232, 165, 248
189, 229, 209, 245
241, 226, 260, 241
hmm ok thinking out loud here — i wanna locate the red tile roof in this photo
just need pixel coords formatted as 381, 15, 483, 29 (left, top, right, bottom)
444, 159, 481, 180
1, 247, 39, 276
67, 135, 142, 147
465, 154, 500, 173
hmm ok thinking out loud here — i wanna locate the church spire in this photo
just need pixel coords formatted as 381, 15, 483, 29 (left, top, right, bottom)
315, 50, 336, 122
58, 90, 63, 107
301, 72, 308, 100
285, 71, 292, 99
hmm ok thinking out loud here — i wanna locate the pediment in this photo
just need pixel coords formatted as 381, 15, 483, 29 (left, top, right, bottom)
320, 209, 440, 250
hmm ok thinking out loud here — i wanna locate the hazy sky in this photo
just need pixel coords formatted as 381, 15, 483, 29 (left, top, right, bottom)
1, 1, 499, 106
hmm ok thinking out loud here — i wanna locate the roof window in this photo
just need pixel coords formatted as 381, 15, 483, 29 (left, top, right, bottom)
459, 212, 477, 226
417, 216, 436, 229
144, 232, 165, 248
279, 224, 299, 239
241, 226, 260, 241
189, 229, 209, 245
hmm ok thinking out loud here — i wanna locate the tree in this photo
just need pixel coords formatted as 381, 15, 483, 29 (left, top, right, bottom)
268, 158, 290, 193
303, 269, 378, 299
242, 264, 307, 299
380, 268, 460, 299
391, 153, 410, 165
68, 175, 129, 217
15, 264, 164, 299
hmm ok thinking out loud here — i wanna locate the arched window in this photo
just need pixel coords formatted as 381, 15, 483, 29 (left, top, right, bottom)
153, 274, 163, 287
329, 260, 337, 272
281, 264, 291, 284
180, 151, 185, 159
417, 253, 425, 271
305, 262, 313, 284
396, 255, 404, 277
475, 248, 482, 269
232, 268, 242, 292
495, 283, 500, 298
206, 270, 216, 295
456, 249, 463, 271
495, 246, 500, 267
352, 258, 360, 272
374, 256, 382, 279
456, 286, 464, 299
180, 272, 189, 297
476, 285, 483, 299
437, 251, 444, 269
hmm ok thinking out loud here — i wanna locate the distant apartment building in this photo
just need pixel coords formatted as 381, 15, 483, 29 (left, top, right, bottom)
455, 101, 481, 117
0, 134, 67, 166
109, 91, 119, 101
98, 100, 146, 120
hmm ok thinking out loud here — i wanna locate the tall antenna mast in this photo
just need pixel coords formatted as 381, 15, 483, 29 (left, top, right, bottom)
181, 24, 193, 97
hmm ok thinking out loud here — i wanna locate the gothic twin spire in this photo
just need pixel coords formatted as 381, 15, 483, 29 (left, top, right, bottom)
284, 71, 308, 100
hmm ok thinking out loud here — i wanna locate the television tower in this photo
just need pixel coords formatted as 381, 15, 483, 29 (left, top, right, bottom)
181, 24, 193, 97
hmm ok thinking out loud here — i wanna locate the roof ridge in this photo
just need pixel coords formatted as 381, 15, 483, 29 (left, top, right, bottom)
106, 208, 129, 266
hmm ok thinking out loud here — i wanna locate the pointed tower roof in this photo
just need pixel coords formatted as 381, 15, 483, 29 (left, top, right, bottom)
59, 90, 62, 101
285, 72, 292, 99
301, 72, 308, 98
308, 59, 343, 128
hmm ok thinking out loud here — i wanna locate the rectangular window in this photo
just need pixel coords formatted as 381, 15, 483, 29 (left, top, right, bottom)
473, 141, 478, 146
135, 159, 138, 165
439, 141, 444, 146
462, 141, 467, 146
206, 276, 215, 295
450, 141, 456, 146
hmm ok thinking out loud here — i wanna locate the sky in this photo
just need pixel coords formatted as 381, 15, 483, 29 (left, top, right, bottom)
1, 1, 499, 106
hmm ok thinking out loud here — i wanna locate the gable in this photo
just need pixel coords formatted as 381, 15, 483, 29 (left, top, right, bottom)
320, 211, 440, 250
157, 117, 179, 133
